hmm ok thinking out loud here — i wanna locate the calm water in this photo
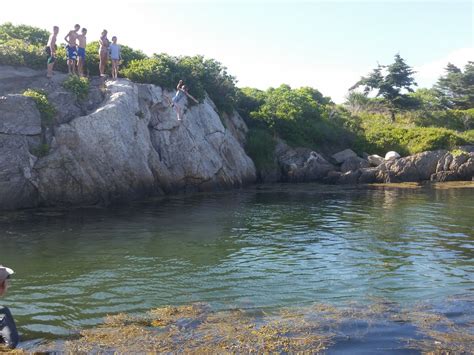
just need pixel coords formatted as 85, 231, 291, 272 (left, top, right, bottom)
0, 183, 473, 351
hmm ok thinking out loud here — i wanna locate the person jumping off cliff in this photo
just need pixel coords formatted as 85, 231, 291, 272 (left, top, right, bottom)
0, 266, 19, 349
164, 80, 199, 121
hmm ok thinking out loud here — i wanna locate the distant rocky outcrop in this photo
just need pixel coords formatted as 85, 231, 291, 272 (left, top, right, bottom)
333, 149, 474, 184
256, 144, 473, 185
0, 66, 256, 209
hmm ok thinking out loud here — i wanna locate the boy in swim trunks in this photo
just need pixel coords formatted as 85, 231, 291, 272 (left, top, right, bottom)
64, 24, 80, 75
76, 28, 87, 77
46, 26, 59, 78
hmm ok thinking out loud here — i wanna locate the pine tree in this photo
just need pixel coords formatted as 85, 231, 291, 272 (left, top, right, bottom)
350, 54, 417, 121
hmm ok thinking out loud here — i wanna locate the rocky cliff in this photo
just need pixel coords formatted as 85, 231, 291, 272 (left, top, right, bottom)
1, 66, 473, 210
0, 66, 256, 210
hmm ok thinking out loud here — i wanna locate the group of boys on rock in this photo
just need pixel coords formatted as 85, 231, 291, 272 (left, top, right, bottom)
45, 25, 198, 121
46, 25, 122, 79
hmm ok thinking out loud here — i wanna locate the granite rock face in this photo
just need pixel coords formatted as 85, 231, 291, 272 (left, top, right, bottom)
0, 94, 41, 209
0, 66, 256, 209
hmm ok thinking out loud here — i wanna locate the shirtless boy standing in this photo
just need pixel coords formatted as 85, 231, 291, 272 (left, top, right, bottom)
76, 28, 87, 77
46, 26, 59, 78
64, 24, 80, 75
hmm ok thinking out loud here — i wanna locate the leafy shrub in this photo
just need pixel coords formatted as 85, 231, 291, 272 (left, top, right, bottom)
31, 143, 50, 157
0, 22, 49, 46
461, 129, 474, 144
63, 75, 90, 101
0, 39, 45, 69
23, 89, 56, 125
122, 54, 238, 112
245, 128, 276, 170
242, 84, 354, 150
356, 123, 468, 156
235, 87, 267, 122
409, 109, 474, 131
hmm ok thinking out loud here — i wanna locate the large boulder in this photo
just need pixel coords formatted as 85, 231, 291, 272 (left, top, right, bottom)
367, 154, 384, 167
378, 150, 446, 182
412, 150, 447, 180
0, 94, 42, 135
358, 167, 380, 184
0, 94, 42, 209
338, 170, 361, 184
276, 142, 335, 182
431, 151, 474, 182
457, 156, 474, 180
332, 148, 357, 164
385, 151, 401, 160
430, 171, 460, 182
341, 156, 370, 173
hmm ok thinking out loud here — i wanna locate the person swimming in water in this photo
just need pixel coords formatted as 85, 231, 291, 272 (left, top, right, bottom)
0, 266, 19, 349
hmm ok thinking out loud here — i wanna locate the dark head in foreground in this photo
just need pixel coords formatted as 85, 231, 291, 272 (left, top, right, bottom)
0, 266, 19, 349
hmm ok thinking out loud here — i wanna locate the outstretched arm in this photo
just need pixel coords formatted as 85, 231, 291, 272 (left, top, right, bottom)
184, 91, 199, 104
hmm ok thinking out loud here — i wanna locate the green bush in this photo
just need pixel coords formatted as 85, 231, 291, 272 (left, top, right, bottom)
356, 123, 468, 156
245, 128, 276, 170
235, 87, 267, 122
0, 39, 45, 69
31, 143, 50, 157
23, 89, 56, 125
63, 75, 90, 101
241, 85, 356, 150
461, 129, 474, 144
122, 54, 238, 113
409, 109, 474, 131
79, 41, 146, 77
0, 22, 49, 46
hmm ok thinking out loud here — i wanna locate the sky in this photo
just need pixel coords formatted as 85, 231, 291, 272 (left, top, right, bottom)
1, 0, 472, 103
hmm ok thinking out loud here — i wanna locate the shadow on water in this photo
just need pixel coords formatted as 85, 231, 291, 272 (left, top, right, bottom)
0, 182, 473, 352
